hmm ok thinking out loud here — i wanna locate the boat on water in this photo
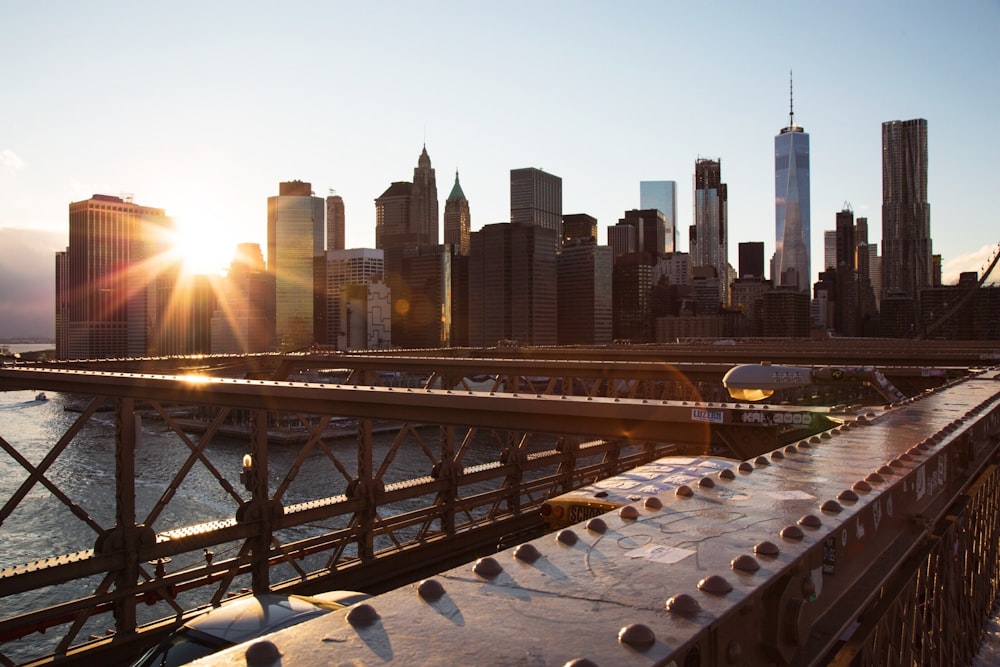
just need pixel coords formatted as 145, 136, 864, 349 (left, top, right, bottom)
35, 392, 47, 402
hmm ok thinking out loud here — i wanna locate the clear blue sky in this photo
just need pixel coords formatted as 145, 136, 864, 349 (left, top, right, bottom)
1, 1, 998, 336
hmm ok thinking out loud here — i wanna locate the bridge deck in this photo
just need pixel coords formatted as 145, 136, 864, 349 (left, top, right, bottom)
194, 371, 1000, 666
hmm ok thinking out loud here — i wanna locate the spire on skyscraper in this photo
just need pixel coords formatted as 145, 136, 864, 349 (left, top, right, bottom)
789, 69, 795, 129
447, 170, 466, 201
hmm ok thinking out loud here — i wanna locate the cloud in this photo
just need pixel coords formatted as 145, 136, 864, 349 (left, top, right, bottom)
1, 149, 25, 170
941, 243, 999, 285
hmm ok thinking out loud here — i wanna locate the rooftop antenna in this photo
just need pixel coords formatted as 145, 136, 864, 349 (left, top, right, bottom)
789, 69, 795, 128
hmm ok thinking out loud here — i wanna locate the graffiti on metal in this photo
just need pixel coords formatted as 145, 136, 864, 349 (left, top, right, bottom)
736, 410, 815, 425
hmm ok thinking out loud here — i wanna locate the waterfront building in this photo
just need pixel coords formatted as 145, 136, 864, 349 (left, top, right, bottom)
557, 240, 613, 345
774, 79, 811, 292
881, 118, 931, 333
267, 181, 325, 351
511, 168, 562, 253
562, 213, 598, 245
640, 180, 677, 253
58, 194, 175, 360
469, 222, 557, 346
211, 243, 275, 354
691, 158, 729, 305
326, 193, 345, 251
322, 248, 386, 349
54, 251, 69, 359
443, 171, 471, 256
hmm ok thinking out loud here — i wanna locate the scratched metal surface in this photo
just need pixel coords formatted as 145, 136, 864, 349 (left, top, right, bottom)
193, 371, 1000, 667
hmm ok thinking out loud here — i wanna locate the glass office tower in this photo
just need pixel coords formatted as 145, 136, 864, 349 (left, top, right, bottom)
639, 180, 677, 253
774, 101, 811, 292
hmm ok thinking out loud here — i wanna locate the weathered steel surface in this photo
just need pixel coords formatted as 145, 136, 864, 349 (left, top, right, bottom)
192, 370, 1000, 666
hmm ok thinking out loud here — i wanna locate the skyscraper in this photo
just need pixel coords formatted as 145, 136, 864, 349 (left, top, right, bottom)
469, 223, 557, 346
881, 119, 931, 302
558, 242, 612, 345
692, 158, 728, 305
615, 209, 667, 263
58, 194, 174, 360
511, 168, 562, 252
376, 147, 440, 250
774, 77, 811, 292
738, 242, 765, 279
562, 213, 597, 245
410, 145, 439, 246
210, 243, 274, 354
639, 181, 677, 253
326, 192, 345, 251
267, 181, 325, 351
443, 170, 470, 255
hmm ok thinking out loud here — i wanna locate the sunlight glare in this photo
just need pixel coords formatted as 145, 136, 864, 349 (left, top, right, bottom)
171, 214, 231, 277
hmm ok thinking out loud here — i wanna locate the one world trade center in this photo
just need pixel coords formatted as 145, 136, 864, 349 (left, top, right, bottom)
774, 74, 811, 292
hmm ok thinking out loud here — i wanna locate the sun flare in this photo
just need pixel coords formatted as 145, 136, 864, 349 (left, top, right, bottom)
170, 217, 230, 277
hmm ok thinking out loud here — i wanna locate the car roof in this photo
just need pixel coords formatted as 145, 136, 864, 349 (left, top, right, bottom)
184, 592, 365, 645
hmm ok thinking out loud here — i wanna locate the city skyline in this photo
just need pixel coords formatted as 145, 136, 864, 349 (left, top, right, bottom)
1, 2, 998, 338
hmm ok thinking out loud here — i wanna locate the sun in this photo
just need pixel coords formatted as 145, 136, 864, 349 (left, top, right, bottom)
170, 217, 231, 277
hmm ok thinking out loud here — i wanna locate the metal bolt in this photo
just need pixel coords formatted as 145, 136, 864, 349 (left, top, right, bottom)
780, 525, 804, 540
586, 518, 608, 534
556, 529, 579, 546
619, 505, 640, 520
665, 593, 700, 616
754, 541, 780, 557
731, 554, 760, 573
820, 500, 843, 514
346, 603, 379, 627
644, 496, 663, 510
473, 556, 503, 578
837, 489, 860, 502
417, 578, 445, 600
697, 574, 733, 595
618, 623, 655, 648
245, 640, 281, 667
514, 544, 541, 563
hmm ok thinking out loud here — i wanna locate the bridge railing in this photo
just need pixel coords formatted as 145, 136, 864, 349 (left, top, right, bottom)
0, 368, 696, 665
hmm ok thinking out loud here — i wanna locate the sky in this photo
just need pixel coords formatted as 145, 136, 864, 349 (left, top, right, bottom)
2, 1, 999, 339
